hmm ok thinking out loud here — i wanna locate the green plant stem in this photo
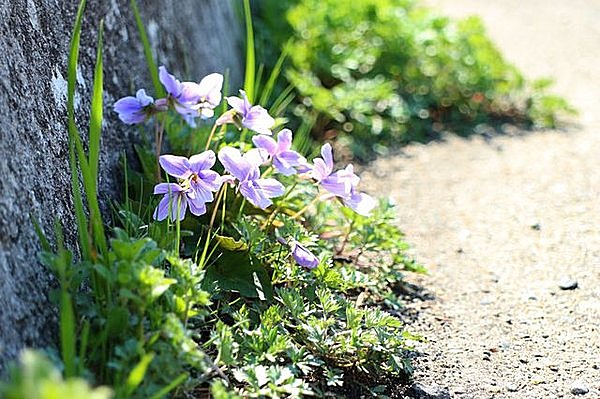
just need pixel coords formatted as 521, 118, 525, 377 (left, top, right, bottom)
290, 193, 325, 220
204, 123, 219, 151
237, 198, 247, 220
260, 165, 274, 178
175, 196, 181, 257
148, 372, 188, 399
198, 185, 226, 269
239, 127, 249, 144
155, 116, 166, 181
337, 219, 355, 256
262, 181, 297, 230
182, 288, 191, 329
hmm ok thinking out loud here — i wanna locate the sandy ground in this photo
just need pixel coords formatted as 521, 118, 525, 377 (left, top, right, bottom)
362, 1, 600, 398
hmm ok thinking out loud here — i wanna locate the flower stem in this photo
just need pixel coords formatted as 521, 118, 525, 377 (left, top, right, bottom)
239, 127, 249, 144
260, 166, 274, 178
204, 123, 218, 151
175, 196, 181, 257
262, 181, 297, 229
291, 193, 326, 220
337, 219, 355, 256
155, 116, 166, 180
237, 198, 247, 220
198, 185, 226, 269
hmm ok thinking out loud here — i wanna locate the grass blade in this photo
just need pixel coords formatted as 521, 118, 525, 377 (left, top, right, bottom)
131, 0, 164, 97
88, 20, 104, 185
148, 372, 188, 399
31, 216, 51, 252
243, 0, 255, 101
259, 46, 289, 107
53, 221, 77, 378
270, 83, 295, 117
126, 353, 155, 395
254, 63, 264, 101
60, 290, 77, 378
78, 319, 90, 375
84, 22, 108, 261
67, 0, 91, 260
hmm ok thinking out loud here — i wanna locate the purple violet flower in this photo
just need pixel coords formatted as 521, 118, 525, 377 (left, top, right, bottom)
277, 237, 319, 269
153, 183, 206, 221
223, 90, 275, 135
152, 151, 224, 221
252, 129, 307, 175
310, 143, 358, 199
344, 191, 377, 217
158, 151, 223, 203
309, 143, 376, 216
114, 89, 154, 124
218, 146, 285, 209
291, 241, 319, 269
159, 66, 223, 126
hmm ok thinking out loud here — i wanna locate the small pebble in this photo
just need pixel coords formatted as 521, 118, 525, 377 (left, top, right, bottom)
452, 386, 467, 394
570, 380, 589, 395
507, 383, 519, 392
558, 277, 578, 290
409, 382, 451, 399
531, 376, 545, 385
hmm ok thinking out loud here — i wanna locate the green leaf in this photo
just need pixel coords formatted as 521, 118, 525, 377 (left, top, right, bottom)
130, 0, 165, 98
259, 46, 288, 106
126, 353, 154, 396
60, 290, 77, 378
106, 307, 129, 338
243, 0, 255, 102
92, 263, 113, 283
84, 22, 108, 261
148, 372, 188, 399
66, 0, 91, 261
150, 277, 176, 299
202, 251, 273, 300
215, 235, 248, 251
88, 21, 103, 184
31, 216, 51, 253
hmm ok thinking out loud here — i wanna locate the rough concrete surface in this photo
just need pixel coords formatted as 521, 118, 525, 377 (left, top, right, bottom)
0, 0, 242, 373
363, 1, 600, 398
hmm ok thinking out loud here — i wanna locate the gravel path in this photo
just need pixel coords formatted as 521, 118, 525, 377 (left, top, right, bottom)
362, 2, 600, 398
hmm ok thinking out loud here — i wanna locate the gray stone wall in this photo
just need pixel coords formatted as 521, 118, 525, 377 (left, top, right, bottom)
0, 0, 242, 373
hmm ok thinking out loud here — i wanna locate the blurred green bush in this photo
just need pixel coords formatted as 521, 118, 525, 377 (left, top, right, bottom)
256, 0, 575, 159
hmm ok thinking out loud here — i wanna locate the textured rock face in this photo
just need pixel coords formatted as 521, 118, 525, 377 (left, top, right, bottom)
0, 0, 242, 373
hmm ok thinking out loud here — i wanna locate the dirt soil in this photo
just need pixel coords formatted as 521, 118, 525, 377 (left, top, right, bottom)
361, 1, 600, 398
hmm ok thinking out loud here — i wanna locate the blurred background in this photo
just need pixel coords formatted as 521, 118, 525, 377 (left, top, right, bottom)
252, 0, 585, 161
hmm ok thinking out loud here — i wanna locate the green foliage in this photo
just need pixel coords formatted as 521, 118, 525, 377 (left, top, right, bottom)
0, 351, 112, 399
257, 0, 576, 159
37, 226, 214, 398
14, 1, 426, 398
